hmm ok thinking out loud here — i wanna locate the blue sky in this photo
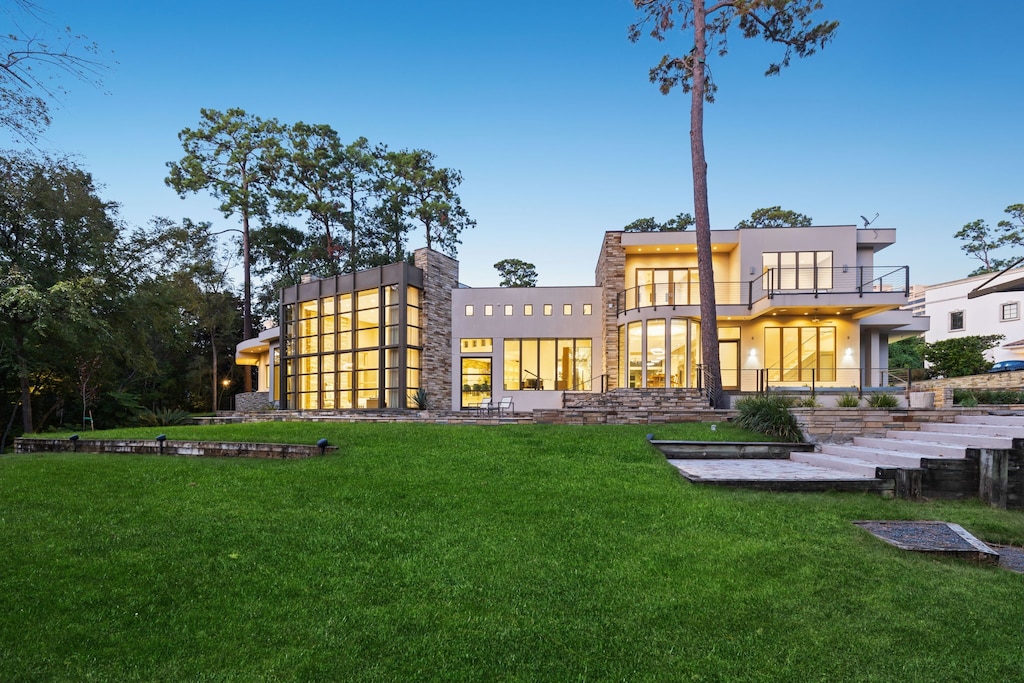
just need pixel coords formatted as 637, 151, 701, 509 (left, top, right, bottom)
15, 1, 1024, 289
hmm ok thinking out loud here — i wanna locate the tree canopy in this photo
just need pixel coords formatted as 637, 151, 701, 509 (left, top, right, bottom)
629, 0, 838, 407
924, 334, 1003, 378
954, 203, 1024, 276
623, 212, 694, 232
735, 206, 813, 229
494, 259, 538, 287
1, 0, 108, 141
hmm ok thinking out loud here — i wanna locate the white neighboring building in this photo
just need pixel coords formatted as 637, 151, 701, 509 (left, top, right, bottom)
922, 266, 1024, 362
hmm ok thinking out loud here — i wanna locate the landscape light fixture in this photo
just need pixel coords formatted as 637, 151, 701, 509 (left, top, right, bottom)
156, 434, 167, 454
69, 434, 79, 452
317, 437, 329, 455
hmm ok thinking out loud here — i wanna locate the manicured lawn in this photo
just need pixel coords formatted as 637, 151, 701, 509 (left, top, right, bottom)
2, 423, 1022, 681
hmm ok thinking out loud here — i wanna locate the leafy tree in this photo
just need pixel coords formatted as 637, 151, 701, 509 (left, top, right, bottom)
629, 0, 838, 408
374, 147, 475, 257
494, 259, 538, 287
165, 108, 284, 367
146, 217, 242, 412
888, 336, 926, 370
623, 212, 694, 232
924, 334, 1003, 378
0, 152, 125, 432
955, 203, 1024, 276
735, 206, 813, 229
0, 0, 108, 141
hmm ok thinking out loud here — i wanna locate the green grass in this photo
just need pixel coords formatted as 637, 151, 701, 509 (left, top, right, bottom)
2, 423, 1022, 681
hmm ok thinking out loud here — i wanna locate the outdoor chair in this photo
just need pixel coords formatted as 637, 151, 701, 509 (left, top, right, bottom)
473, 397, 493, 414
495, 396, 514, 415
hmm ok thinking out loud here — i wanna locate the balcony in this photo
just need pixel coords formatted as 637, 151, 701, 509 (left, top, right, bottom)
615, 266, 910, 316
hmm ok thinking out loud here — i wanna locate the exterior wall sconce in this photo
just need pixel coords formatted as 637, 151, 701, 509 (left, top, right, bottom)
842, 264, 848, 273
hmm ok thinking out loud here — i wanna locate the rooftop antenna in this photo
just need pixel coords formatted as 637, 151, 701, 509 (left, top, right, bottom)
860, 213, 879, 228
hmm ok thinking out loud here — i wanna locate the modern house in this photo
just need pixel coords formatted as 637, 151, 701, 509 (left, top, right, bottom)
235, 225, 927, 412
920, 265, 1024, 363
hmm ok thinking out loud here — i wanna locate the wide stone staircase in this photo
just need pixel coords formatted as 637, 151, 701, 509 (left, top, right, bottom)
790, 414, 1024, 503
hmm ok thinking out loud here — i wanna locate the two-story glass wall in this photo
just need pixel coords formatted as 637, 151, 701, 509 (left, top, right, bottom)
280, 263, 423, 410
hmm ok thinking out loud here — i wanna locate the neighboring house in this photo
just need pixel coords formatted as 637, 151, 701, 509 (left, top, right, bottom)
236, 225, 926, 411
921, 266, 1024, 362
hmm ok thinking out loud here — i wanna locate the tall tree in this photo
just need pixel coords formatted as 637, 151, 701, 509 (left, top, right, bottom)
376, 147, 475, 256
0, 152, 124, 432
624, 212, 694, 231
165, 108, 284, 380
629, 0, 837, 407
1, 0, 108, 141
955, 203, 1024, 276
494, 258, 538, 287
735, 205, 813, 229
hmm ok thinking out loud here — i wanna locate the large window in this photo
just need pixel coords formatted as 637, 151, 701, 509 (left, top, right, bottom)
619, 317, 700, 389
764, 326, 835, 382
503, 338, 592, 391
461, 357, 492, 408
283, 282, 423, 410
762, 251, 833, 290
635, 268, 697, 307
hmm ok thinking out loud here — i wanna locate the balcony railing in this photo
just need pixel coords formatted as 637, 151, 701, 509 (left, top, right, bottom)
615, 266, 909, 314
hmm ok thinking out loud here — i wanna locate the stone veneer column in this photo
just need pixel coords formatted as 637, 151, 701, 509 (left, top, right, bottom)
414, 248, 458, 410
594, 232, 625, 390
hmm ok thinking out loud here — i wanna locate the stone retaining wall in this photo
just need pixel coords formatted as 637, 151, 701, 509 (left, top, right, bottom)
794, 408, 974, 444
913, 371, 1024, 392
234, 391, 271, 412
14, 438, 335, 459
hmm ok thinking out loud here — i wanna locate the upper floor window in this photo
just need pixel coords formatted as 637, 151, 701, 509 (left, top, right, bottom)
563, 304, 572, 316
465, 304, 474, 316
504, 304, 514, 316
950, 310, 965, 331
1001, 302, 1019, 321
583, 303, 592, 316
762, 251, 833, 290
524, 304, 533, 316
484, 304, 493, 316
543, 304, 553, 316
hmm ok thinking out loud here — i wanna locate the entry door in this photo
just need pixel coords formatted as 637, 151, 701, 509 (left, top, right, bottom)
719, 340, 739, 391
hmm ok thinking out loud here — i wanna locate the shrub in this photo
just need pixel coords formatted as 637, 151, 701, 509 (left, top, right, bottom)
797, 396, 820, 408
836, 393, 861, 408
733, 394, 804, 442
411, 388, 429, 410
865, 393, 899, 409
953, 388, 1024, 405
958, 394, 979, 407
137, 408, 193, 427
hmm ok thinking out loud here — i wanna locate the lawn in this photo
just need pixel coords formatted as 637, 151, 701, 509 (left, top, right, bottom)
2, 423, 1022, 681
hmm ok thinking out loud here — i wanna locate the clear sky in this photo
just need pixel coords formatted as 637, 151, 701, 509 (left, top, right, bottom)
13, 1, 1024, 290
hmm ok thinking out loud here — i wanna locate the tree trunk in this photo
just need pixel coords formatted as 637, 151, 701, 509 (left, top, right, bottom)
241, 203, 253, 393
211, 329, 219, 413
691, 1, 723, 408
13, 328, 32, 433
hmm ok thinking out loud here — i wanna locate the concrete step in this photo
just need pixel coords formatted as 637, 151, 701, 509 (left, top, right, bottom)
820, 443, 927, 468
955, 414, 1024, 428
852, 436, 968, 459
790, 451, 880, 477
885, 430, 1013, 449
920, 422, 1024, 439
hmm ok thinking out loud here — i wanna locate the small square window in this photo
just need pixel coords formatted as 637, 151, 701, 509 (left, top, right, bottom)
543, 304, 552, 316
1001, 302, 1019, 321
465, 304, 474, 316
563, 304, 572, 316
583, 304, 592, 315
484, 304, 493, 316
950, 310, 965, 331
504, 304, 513, 316
524, 304, 533, 316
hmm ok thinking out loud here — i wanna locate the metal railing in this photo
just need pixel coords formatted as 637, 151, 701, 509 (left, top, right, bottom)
613, 266, 910, 314
695, 366, 915, 395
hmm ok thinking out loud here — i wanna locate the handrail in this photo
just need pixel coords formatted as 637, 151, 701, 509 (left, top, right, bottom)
615, 266, 910, 314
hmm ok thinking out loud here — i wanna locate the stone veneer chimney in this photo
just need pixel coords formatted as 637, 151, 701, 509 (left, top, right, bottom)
594, 232, 625, 390
414, 248, 459, 410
